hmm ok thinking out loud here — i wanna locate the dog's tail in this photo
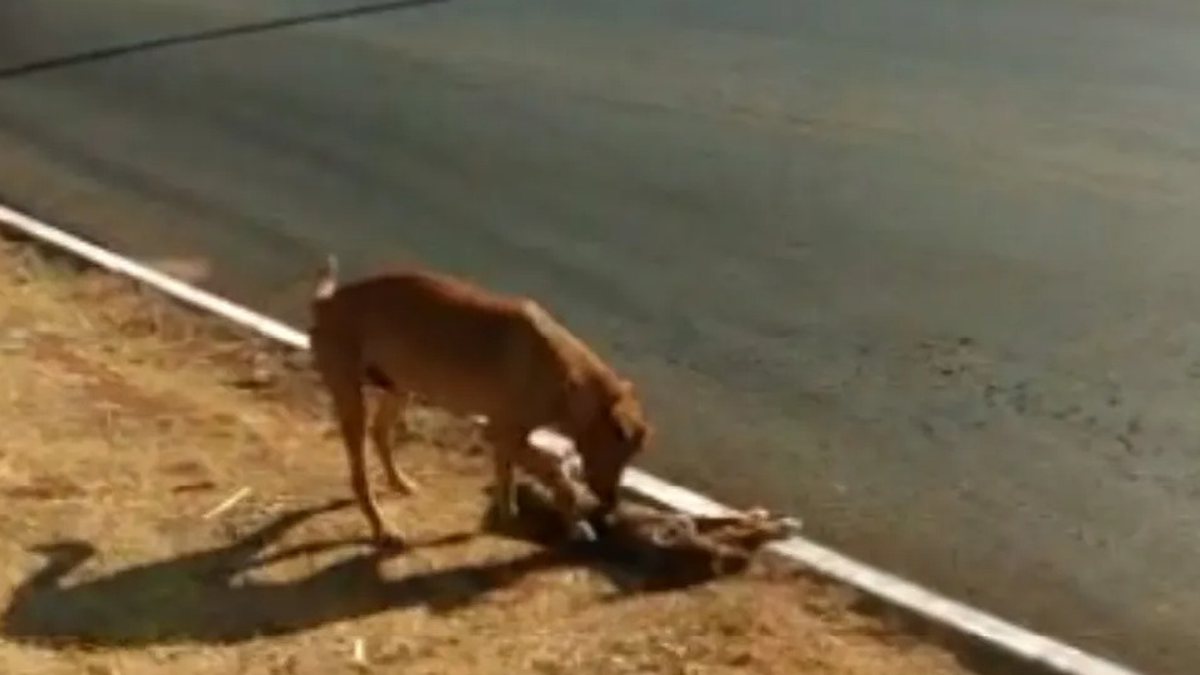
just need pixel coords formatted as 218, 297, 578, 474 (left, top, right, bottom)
313, 254, 339, 303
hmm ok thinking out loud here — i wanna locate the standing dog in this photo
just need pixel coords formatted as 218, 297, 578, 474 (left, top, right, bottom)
308, 257, 651, 545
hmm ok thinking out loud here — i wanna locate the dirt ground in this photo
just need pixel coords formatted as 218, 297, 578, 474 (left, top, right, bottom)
0, 235, 1013, 674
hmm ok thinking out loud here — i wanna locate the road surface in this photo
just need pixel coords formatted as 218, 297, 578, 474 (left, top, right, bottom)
3, 1, 1200, 672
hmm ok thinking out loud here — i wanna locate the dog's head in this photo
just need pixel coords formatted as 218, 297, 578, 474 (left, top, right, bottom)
572, 378, 652, 513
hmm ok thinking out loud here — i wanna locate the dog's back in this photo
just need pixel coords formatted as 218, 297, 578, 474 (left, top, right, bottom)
310, 266, 588, 429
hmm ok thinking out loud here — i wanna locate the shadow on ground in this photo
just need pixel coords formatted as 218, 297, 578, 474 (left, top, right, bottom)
2, 492, 730, 647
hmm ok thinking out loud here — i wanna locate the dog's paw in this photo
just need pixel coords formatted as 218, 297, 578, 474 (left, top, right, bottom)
492, 494, 520, 521
373, 527, 408, 550
387, 473, 421, 496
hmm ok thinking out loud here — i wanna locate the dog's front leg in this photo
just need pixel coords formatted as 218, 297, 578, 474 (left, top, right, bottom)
516, 442, 598, 542
484, 425, 522, 522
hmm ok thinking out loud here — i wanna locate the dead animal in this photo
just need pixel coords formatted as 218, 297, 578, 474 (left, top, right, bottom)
603, 503, 802, 576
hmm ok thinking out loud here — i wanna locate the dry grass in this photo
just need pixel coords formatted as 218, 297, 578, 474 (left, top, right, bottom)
0, 236, 1009, 674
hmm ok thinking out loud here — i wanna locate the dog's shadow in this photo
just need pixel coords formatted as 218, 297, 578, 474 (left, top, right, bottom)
3, 493, 728, 647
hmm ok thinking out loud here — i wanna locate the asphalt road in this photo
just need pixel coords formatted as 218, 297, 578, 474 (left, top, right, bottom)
3, 1, 1200, 672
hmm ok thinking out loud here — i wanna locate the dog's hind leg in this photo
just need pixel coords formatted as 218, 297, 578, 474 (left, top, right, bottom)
326, 374, 401, 546
371, 391, 420, 495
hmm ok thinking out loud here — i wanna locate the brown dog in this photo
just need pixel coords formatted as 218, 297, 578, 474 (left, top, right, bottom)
308, 257, 651, 545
